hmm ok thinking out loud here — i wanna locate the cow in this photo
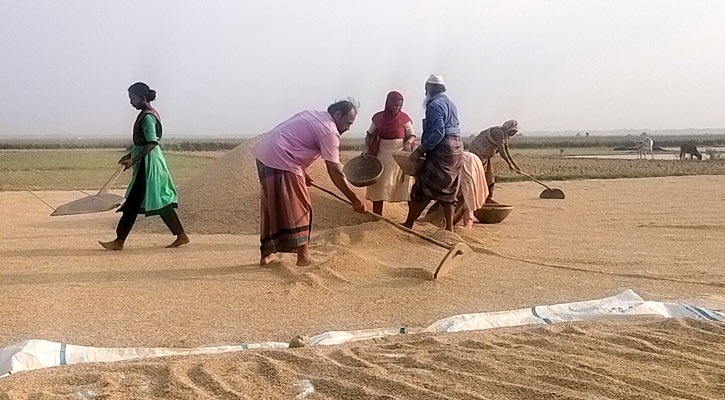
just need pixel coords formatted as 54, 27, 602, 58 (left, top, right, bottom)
679, 144, 702, 160
637, 137, 654, 160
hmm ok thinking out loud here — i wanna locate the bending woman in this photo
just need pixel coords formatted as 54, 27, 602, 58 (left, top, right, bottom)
421, 151, 488, 227
99, 82, 189, 250
468, 119, 520, 203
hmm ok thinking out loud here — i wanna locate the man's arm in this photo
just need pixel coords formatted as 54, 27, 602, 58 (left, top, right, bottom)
325, 160, 366, 213
415, 102, 446, 154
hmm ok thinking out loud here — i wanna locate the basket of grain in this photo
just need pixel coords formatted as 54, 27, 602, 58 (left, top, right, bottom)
343, 155, 384, 187
392, 151, 424, 176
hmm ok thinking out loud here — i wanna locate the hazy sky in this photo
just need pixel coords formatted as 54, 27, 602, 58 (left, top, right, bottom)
1, 0, 724, 137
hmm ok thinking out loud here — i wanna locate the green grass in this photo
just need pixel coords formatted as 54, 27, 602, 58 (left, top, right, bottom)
493, 155, 725, 182
504, 134, 725, 149
3, 134, 725, 152
3, 146, 725, 192
338, 149, 725, 182
340, 135, 725, 151
0, 150, 213, 191
0, 139, 242, 151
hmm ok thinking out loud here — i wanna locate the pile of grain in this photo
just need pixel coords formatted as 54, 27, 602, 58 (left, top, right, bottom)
4, 319, 725, 399
172, 140, 382, 234
249, 220, 454, 290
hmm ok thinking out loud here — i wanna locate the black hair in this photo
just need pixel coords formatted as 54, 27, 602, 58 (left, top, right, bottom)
128, 82, 157, 102
426, 83, 446, 96
327, 99, 358, 116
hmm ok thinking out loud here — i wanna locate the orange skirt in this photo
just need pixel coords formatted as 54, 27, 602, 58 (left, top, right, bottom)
257, 160, 312, 255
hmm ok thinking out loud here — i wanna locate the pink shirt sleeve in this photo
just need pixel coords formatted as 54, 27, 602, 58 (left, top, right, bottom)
319, 129, 341, 164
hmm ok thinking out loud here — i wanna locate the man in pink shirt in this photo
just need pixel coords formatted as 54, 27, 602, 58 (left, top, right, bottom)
253, 99, 366, 266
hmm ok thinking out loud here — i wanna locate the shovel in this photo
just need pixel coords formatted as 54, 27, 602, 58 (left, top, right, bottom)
51, 165, 126, 216
515, 170, 566, 199
311, 183, 475, 279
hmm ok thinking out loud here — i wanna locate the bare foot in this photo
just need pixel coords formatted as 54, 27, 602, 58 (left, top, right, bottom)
296, 255, 315, 267
166, 233, 190, 248
260, 253, 277, 266
99, 239, 124, 251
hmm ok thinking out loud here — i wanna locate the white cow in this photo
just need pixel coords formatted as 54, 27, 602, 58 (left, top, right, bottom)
637, 137, 654, 160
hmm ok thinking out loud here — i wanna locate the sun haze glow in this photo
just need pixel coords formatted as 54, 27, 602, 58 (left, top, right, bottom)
1, 0, 724, 137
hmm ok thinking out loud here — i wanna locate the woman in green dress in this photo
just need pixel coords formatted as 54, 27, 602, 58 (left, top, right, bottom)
99, 82, 189, 250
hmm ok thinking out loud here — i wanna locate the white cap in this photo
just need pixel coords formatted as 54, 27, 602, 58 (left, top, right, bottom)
426, 74, 445, 85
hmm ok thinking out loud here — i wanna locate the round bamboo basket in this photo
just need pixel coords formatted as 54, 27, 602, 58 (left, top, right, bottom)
392, 151, 423, 176
474, 204, 514, 224
343, 155, 384, 187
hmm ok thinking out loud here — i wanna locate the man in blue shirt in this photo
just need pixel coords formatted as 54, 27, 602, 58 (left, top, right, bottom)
403, 74, 463, 231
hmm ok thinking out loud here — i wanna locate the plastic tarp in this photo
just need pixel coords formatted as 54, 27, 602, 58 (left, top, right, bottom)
2, 289, 722, 377
0, 341, 288, 379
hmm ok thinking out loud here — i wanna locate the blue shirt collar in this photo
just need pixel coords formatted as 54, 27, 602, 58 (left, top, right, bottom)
425, 92, 447, 106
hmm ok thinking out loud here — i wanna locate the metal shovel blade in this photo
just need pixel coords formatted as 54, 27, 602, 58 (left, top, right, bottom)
433, 242, 476, 280
51, 193, 125, 216
539, 188, 566, 199
51, 165, 125, 216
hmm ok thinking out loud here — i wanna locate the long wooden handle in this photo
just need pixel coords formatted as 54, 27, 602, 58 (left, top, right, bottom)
515, 170, 553, 191
97, 165, 125, 194
310, 183, 452, 250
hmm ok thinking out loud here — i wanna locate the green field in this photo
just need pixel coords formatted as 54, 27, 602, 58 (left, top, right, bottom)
0, 150, 213, 191
492, 153, 725, 182
4, 134, 725, 152
2, 141, 725, 192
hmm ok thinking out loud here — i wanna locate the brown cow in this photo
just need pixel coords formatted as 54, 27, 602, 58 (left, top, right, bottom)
679, 144, 702, 160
